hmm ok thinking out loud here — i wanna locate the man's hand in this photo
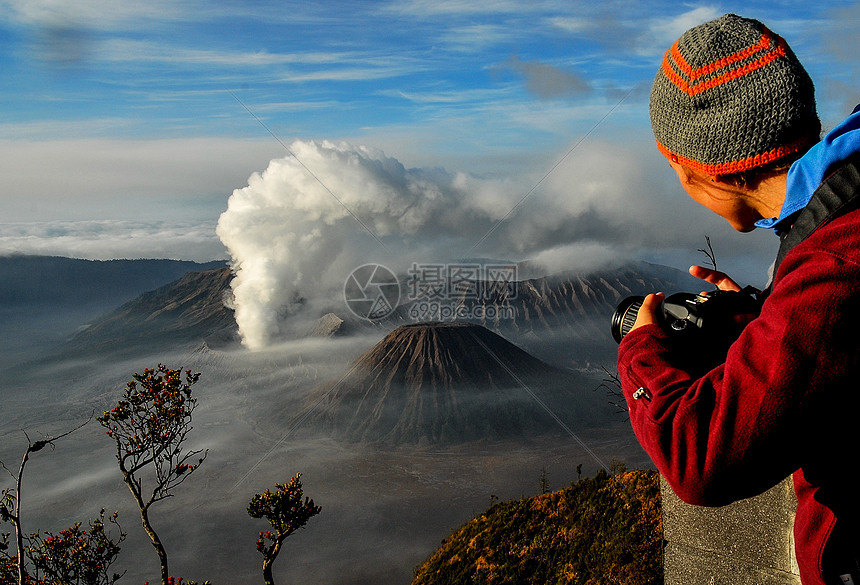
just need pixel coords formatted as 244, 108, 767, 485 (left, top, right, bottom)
689, 265, 742, 292
691, 265, 758, 330
629, 292, 665, 333
626, 268, 748, 336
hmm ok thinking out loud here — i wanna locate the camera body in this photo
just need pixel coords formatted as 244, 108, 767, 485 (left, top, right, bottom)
611, 287, 761, 344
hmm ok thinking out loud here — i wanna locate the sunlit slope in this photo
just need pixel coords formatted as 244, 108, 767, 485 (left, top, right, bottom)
412, 469, 662, 585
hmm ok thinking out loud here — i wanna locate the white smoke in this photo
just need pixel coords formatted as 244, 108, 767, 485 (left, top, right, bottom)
217, 138, 747, 349
216, 139, 517, 349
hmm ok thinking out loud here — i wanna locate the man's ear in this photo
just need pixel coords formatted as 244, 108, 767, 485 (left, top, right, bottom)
685, 165, 721, 186
677, 164, 696, 184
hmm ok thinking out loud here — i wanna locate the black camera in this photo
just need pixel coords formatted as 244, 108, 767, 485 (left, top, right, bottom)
611, 287, 761, 344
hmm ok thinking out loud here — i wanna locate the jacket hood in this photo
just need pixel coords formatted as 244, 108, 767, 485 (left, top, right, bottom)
756, 104, 860, 231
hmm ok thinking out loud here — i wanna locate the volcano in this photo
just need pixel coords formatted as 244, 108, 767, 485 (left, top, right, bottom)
66, 267, 236, 355
306, 322, 611, 445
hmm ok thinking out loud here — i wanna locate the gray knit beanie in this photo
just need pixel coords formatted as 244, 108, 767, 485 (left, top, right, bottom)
650, 14, 820, 175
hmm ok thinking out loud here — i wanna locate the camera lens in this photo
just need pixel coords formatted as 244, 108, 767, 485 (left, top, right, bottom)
611, 295, 645, 344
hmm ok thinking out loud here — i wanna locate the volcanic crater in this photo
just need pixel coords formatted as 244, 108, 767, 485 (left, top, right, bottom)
306, 322, 610, 445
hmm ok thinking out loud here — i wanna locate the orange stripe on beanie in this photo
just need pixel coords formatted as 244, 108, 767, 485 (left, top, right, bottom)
663, 32, 787, 97
670, 26, 774, 84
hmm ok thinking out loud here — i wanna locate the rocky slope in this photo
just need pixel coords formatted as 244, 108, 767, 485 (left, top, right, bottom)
67, 267, 236, 355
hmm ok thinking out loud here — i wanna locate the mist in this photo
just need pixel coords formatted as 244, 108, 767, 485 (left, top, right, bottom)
0, 331, 649, 584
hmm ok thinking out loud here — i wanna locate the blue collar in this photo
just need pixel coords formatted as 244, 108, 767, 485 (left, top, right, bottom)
755, 104, 860, 232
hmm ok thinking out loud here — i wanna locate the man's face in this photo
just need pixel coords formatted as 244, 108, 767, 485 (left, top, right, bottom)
667, 160, 760, 233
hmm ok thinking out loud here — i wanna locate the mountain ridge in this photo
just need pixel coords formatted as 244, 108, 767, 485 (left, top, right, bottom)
67, 267, 236, 356
19, 258, 700, 368
0, 255, 228, 364
0, 254, 226, 307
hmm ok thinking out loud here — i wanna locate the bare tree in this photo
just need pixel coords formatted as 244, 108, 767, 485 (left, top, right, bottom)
0, 419, 95, 585
597, 366, 627, 417
698, 235, 720, 291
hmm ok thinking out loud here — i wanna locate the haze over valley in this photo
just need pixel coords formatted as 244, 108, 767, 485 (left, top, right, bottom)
0, 255, 696, 584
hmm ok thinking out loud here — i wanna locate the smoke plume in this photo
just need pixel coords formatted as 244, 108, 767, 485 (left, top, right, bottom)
216, 138, 738, 349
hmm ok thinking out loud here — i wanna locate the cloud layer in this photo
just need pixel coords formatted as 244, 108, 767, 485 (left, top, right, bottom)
0, 220, 227, 262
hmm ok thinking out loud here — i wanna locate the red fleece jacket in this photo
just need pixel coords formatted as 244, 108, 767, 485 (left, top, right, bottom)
618, 206, 860, 584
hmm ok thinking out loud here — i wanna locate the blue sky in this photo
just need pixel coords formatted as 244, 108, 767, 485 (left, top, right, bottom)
1, 1, 859, 281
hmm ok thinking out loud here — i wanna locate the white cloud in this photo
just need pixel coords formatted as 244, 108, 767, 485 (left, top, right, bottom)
380, 88, 509, 105
96, 39, 350, 67
0, 0, 192, 28
0, 219, 226, 261
645, 6, 723, 54
380, 0, 525, 17
0, 137, 283, 222
547, 16, 592, 34
275, 66, 415, 83
546, 4, 724, 58
529, 242, 622, 275
438, 24, 515, 51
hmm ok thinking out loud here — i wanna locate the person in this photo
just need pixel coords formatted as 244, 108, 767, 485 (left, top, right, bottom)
618, 13, 860, 585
